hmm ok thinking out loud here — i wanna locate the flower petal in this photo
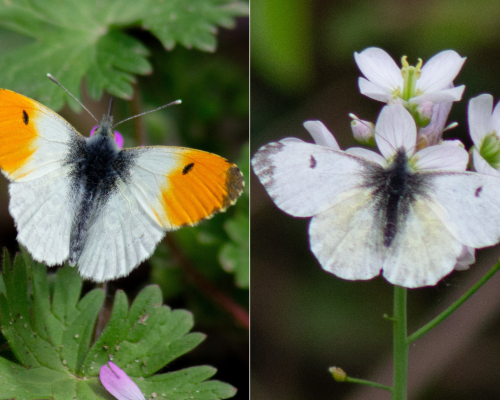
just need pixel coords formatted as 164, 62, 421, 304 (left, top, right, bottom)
472, 148, 500, 177
411, 85, 465, 104
413, 144, 468, 171
417, 101, 452, 146
303, 120, 340, 149
114, 132, 124, 149
454, 246, 475, 271
490, 98, 500, 133
417, 50, 466, 93
346, 147, 386, 165
100, 362, 145, 400
358, 77, 393, 103
468, 94, 494, 146
354, 47, 402, 91
281, 137, 306, 144
375, 104, 416, 159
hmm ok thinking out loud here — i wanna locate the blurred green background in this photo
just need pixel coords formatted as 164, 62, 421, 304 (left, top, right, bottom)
0, 2, 249, 399
251, 0, 500, 399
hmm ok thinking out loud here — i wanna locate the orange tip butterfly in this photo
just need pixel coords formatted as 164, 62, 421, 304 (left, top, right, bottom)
0, 78, 244, 281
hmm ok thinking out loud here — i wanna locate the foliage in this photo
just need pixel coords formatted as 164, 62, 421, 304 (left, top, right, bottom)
0, 0, 248, 111
0, 250, 236, 400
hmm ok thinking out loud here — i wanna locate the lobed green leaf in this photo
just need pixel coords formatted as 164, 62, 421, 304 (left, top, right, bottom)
0, 251, 235, 399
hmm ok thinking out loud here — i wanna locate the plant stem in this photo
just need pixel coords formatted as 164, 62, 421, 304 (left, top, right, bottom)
165, 236, 249, 329
408, 260, 500, 343
345, 376, 392, 392
392, 285, 408, 400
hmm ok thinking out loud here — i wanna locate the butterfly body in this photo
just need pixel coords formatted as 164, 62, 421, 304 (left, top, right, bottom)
0, 89, 244, 281
67, 116, 130, 265
365, 148, 428, 248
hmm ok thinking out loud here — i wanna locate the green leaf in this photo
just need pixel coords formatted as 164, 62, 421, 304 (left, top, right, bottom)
0, 0, 248, 111
219, 213, 249, 288
0, 251, 236, 399
218, 143, 249, 288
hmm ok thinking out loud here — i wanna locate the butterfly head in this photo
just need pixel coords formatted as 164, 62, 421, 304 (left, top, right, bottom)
93, 114, 115, 138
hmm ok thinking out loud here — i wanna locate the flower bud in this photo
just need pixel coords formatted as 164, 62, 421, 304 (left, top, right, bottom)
329, 366, 347, 382
416, 101, 453, 148
416, 101, 433, 126
100, 362, 145, 400
479, 132, 500, 169
349, 114, 375, 146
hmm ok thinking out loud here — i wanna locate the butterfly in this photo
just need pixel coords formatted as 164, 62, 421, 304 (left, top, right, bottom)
0, 87, 244, 282
252, 104, 500, 288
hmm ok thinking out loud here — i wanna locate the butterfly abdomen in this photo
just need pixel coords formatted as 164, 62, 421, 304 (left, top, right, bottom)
68, 134, 133, 264
368, 149, 427, 248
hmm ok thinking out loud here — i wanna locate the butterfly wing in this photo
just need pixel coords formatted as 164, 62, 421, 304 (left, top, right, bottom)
77, 147, 244, 281
0, 89, 84, 264
382, 198, 463, 287
252, 140, 377, 217
383, 171, 500, 287
309, 189, 384, 281
424, 172, 500, 247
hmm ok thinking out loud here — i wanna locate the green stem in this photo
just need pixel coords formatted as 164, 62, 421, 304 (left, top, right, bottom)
392, 285, 408, 400
345, 376, 392, 392
408, 260, 500, 343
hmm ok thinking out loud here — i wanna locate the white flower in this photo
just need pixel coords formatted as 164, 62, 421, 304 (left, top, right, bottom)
354, 47, 466, 107
302, 120, 341, 149
305, 107, 468, 172
374, 104, 468, 172
468, 94, 500, 177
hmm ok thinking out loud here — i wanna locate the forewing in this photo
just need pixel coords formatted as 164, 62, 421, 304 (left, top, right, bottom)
122, 146, 243, 229
76, 146, 244, 281
309, 189, 384, 281
0, 89, 83, 181
424, 172, 500, 248
252, 140, 378, 217
382, 198, 462, 288
0, 90, 84, 264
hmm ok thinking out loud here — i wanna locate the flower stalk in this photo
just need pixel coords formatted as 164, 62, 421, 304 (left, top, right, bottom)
392, 285, 408, 400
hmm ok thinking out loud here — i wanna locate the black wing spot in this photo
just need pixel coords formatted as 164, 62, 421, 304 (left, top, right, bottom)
22, 110, 29, 125
475, 186, 483, 197
183, 163, 194, 175
310, 155, 317, 169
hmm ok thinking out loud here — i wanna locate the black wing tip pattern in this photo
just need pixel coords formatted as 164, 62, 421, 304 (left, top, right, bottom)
222, 165, 245, 209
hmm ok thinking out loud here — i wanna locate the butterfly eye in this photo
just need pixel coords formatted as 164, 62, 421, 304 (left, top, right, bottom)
90, 126, 124, 149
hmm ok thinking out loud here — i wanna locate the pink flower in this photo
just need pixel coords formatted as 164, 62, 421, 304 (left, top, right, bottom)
100, 362, 145, 400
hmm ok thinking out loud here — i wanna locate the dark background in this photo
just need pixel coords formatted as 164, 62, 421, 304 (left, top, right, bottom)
251, 0, 500, 399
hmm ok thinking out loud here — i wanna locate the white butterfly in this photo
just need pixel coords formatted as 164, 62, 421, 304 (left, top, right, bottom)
0, 89, 244, 282
252, 104, 500, 288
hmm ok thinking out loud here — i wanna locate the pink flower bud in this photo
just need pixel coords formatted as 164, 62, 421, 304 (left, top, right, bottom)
349, 114, 375, 145
417, 101, 433, 125
100, 362, 145, 400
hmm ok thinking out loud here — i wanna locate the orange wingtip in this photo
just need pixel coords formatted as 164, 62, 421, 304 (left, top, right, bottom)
159, 150, 244, 228
0, 90, 41, 176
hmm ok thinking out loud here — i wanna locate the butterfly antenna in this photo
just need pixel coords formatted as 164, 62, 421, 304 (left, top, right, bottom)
46, 73, 99, 123
112, 100, 182, 129
108, 97, 114, 117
